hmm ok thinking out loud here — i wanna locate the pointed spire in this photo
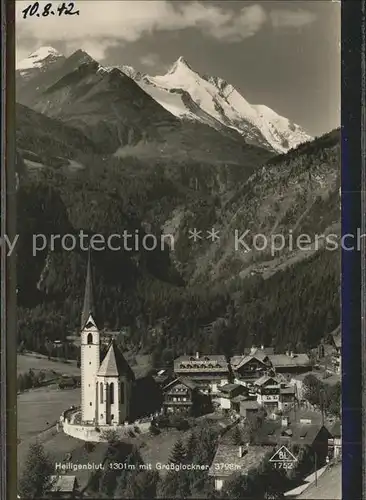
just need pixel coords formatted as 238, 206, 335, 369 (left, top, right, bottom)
81, 249, 95, 330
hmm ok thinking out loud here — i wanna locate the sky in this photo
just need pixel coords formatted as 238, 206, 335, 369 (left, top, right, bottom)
15, 1, 340, 136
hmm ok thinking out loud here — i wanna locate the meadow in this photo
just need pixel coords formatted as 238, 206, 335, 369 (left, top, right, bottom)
17, 352, 80, 376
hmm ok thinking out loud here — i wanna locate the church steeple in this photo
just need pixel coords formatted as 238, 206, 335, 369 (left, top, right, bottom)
81, 249, 96, 330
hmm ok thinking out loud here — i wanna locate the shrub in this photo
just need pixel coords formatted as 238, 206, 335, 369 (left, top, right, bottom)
149, 424, 160, 436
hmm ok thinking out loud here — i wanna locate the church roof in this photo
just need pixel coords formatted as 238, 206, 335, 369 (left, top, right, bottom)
81, 250, 96, 330
97, 340, 135, 380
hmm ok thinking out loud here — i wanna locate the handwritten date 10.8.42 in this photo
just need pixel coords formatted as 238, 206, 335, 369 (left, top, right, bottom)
22, 2, 79, 19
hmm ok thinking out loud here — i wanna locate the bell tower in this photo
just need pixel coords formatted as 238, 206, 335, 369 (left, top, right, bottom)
80, 251, 100, 423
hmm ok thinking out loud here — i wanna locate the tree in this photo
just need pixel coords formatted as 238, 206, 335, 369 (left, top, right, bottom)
325, 382, 341, 417
170, 439, 186, 465
159, 471, 191, 499
223, 470, 263, 499
185, 432, 197, 461
38, 370, 46, 384
257, 453, 288, 499
231, 426, 243, 445
18, 442, 54, 499
302, 374, 323, 406
123, 470, 160, 499
287, 445, 314, 481
100, 428, 120, 445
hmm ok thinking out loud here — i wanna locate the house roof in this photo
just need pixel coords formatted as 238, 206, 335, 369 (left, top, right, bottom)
240, 400, 260, 410
154, 373, 171, 384
235, 354, 269, 370
283, 407, 327, 426
330, 420, 341, 438
231, 395, 250, 403
269, 353, 310, 368
174, 354, 228, 372
254, 375, 279, 387
230, 355, 244, 368
243, 347, 275, 355
163, 376, 198, 392
331, 327, 341, 349
50, 475, 77, 493
253, 421, 329, 447
209, 444, 270, 477
219, 383, 242, 394
280, 386, 295, 395
296, 462, 341, 499
97, 340, 135, 380
230, 350, 271, 370
290, 371, 340, 386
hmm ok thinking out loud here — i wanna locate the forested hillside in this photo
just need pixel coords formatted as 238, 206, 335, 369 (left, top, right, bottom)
16, 109, 340, 360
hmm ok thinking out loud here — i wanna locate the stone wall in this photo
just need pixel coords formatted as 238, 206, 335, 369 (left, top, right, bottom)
62, 419, 151, 442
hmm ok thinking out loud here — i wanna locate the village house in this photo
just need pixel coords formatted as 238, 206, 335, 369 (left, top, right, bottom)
152, 369, 174, 389
239, 399, 260, 419
173, 353, 229, 398
289, 370, 340, 402
330, 328, 341, 374
208, 443, 270, 492
253, 375, 280, 410
279, 385, 296, 411
161, 377, 210, 415
49, 476, 79, 498
253, 375, 296, 411
268, 352, 311, 374
231, 350, 272, 387
252, 416, 333, 466
328, 420, 341, 459
218, 383, 248, 410
171, 347, 311, 412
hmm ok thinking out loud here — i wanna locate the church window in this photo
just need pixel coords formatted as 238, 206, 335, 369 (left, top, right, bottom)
120, 382, 124, 404
111, 414, 114, 421
87, 333, 93, 344
100, 383, 103, 403
90, 402, 92, 406
110, 383, 114, 404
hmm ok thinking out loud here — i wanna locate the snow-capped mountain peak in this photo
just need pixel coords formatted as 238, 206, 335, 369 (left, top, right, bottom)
136, 57, 312, 153
17, 46, 63, 71
16, 47, 312, 153
167, 56, 193, 74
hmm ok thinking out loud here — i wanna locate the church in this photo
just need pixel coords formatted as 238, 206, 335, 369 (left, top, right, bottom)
79, 254, 135, 426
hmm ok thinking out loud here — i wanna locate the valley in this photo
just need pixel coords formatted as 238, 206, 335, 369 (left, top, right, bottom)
14, 7, 341, 497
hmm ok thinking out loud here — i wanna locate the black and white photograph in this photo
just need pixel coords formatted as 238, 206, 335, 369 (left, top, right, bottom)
14, 1, 341, 498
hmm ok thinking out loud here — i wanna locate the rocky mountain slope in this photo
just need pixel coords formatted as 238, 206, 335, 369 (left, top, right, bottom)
16, 48, 312, 153
17, 51, 271, 169
138, 57, 312, 153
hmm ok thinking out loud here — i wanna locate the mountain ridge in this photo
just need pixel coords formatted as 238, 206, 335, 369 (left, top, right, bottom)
15, 46, 340, 359
16, 47, 312, 153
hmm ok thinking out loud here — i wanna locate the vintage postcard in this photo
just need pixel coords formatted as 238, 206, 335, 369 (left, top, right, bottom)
12, 1, 343, 498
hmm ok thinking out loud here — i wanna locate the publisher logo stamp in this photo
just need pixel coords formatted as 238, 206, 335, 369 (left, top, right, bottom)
269, 445, 297, 470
